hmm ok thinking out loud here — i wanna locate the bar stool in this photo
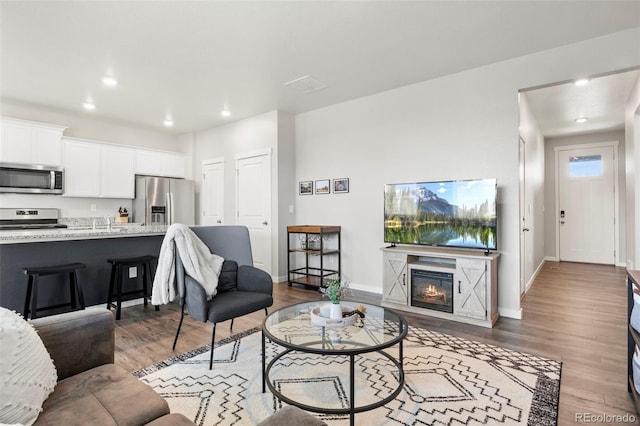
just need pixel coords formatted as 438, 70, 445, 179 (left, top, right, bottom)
23, 263, 86, 320
106, 255, 159, 320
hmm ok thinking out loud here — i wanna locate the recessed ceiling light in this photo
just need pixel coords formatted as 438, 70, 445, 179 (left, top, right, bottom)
575, 117, 588, 123
82, 102, 96, 110
102, 76, 118, 86
163, 119, 174, 127
574, 78, 590, 86
221, 110, 231, 117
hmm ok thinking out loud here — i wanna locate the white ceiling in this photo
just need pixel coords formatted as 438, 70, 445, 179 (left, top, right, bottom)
523, 69, 640, 138
1, 1, 639, 135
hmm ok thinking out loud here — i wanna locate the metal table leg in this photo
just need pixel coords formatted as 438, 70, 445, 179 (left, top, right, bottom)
350, 353, 355, 426
262, 329, 266, 393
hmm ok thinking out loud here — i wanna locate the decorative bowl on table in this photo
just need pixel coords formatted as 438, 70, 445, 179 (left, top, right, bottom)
310, 303, 358, 327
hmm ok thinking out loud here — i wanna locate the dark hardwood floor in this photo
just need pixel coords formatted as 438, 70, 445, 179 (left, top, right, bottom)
114, 261, 633, 425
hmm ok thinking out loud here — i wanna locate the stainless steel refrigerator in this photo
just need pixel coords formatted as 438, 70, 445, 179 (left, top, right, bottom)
133, 176, 195, 226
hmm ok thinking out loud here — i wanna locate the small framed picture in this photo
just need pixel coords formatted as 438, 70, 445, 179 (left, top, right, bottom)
315, 179, 330, 194
333, 178, 349, 193
299, 181, 313, 195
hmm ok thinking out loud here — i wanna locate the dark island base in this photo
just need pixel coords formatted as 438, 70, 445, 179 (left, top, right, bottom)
0, 236, 164, 315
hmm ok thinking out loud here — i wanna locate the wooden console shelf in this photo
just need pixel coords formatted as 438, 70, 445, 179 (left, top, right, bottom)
381, 245, 499, 328
627, 269, 640, 414
287, 225, 341, 289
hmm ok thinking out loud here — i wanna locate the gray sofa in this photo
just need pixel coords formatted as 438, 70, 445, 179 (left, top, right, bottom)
29, 308, 194, 426
28, 296, 324, 425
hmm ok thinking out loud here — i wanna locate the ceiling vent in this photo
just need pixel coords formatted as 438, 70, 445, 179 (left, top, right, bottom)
284, 75, 328, 94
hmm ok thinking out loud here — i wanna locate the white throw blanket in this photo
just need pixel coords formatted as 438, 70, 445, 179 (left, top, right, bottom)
152, 224, 224, 305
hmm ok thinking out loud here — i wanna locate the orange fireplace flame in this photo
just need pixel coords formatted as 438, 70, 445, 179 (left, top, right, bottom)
422, 284, 447, 303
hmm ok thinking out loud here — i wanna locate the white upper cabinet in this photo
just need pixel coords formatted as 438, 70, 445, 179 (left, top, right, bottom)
63, 138, 135, 199
63, 139, 100, 197
135, 149, 186, 178
0, 117, 66, 166
100, 145, 135, 198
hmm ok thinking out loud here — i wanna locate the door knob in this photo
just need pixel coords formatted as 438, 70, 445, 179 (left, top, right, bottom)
216, 220, 222, 224
560, 221, 565, 225
522, 228, 530, 232
263, 221, 268, 225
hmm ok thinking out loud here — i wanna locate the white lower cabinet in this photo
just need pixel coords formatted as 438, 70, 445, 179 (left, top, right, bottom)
454, 258, 489, 320
381, 246, 499, 328
63, 138, 135, 198
382, 251, 409, 305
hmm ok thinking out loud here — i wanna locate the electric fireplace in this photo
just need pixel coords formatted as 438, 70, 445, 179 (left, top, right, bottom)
410, 268, 454, 313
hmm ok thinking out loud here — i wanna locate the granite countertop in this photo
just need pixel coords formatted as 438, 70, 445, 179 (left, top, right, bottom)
0, 224, 170, 244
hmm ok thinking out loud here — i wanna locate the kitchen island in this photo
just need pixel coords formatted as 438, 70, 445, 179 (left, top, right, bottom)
0, 225, 170, 314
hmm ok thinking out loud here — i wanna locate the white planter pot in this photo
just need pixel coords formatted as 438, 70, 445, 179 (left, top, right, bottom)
330, 303, 342, 319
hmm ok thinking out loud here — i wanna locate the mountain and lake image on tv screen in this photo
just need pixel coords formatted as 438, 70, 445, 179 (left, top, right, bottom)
384, 178, 497, 250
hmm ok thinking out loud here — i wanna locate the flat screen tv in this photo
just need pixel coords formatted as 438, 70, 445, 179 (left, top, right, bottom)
384, 178, 497, 251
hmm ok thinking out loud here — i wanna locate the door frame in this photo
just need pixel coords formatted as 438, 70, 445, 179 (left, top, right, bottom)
553, 140, 620, 265
519, 136, 526, 296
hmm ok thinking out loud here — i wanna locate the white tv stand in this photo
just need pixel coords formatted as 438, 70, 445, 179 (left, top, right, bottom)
381, 245, 499, 328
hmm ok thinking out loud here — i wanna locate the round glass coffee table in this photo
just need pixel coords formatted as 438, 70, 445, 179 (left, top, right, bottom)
262, 301, 408, 426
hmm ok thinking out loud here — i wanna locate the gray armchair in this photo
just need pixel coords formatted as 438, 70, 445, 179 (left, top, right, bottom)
172, 226, 273, 369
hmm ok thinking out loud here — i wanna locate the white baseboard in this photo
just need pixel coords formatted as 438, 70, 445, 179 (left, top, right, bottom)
525, 260, 546, 293
542, 255, 625, 268
348, 282, 383, 295
499, 307, 522, 319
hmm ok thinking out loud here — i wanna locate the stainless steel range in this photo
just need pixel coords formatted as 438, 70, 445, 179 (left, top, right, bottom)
0, 208, 68, 230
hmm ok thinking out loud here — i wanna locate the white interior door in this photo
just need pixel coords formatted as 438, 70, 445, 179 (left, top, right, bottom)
558, 145, 615, 264
201, 159, 224, 226
236, 151, 271, 274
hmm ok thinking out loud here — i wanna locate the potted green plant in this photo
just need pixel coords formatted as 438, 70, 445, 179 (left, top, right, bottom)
321, 280, 351, 319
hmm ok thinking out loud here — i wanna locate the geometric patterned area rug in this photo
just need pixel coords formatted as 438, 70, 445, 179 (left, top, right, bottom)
134, 326, 561, 426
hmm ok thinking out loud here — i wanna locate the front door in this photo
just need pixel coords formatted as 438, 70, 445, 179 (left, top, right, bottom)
558, 145, 616, 264
236, 151, 272, 274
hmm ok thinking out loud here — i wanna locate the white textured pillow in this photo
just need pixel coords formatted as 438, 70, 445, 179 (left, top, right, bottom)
0, 308, 57, 426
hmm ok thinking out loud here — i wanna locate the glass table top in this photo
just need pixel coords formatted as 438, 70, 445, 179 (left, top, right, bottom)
262, 301, 408, 355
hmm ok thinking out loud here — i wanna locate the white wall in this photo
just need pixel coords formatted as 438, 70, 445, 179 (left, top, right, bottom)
194, 110, 278, 225
518, 92, 546, 291
294, 28, 640, 319
276, 112, 296, 281
193, 110, 295, 278
544, 130, 626, 265
626, 73, 640, 269
178, 132, 196, 180
0, 99, 189, 218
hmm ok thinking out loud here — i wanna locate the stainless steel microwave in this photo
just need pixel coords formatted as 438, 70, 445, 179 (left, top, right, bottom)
0, 163, 64, 194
